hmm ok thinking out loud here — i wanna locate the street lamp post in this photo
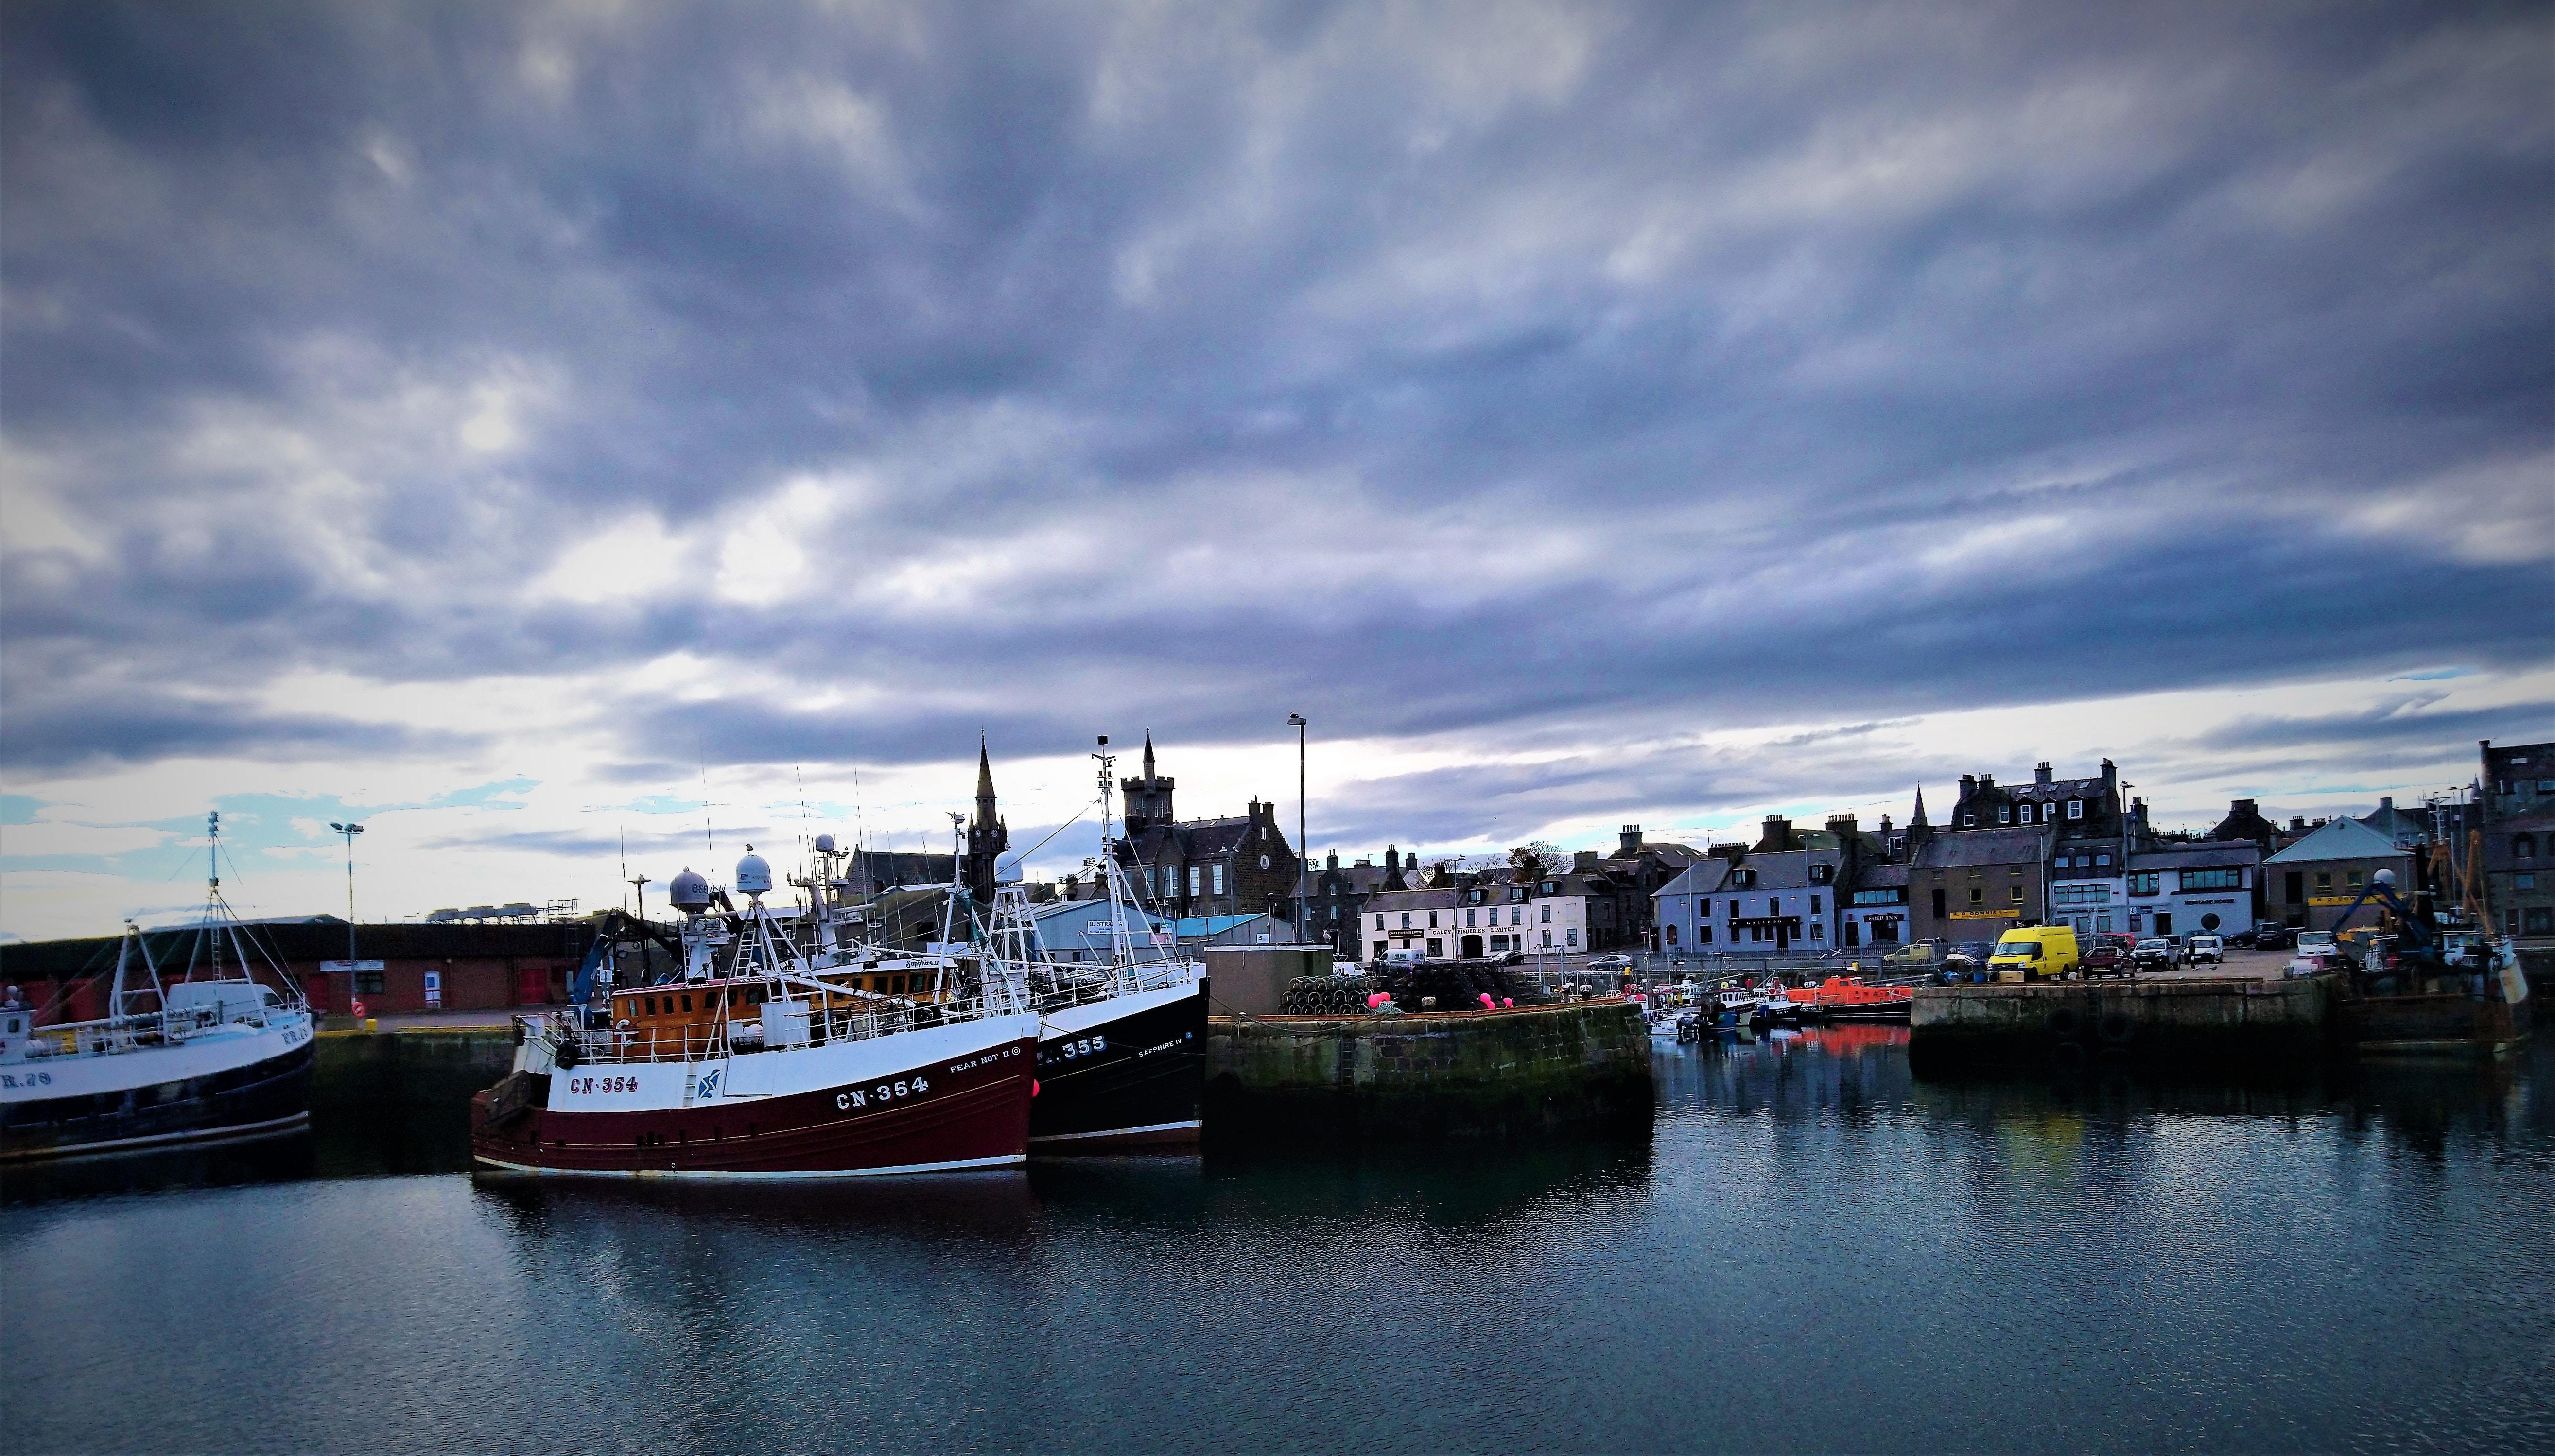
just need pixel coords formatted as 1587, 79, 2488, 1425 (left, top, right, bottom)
1287, 713, 1307, 948
328, 820, 365, 974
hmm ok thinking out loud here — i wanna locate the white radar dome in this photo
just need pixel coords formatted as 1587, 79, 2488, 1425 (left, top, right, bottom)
2373, 868, 2396, 888
814, 833, 837, 855
668, 867, 712, 913
734, 846, 773, 897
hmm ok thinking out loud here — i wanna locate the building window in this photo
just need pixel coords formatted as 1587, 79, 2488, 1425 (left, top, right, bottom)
1375, 914, 1385, 931
1566, 928, 1579, 947
2315, 871, 2333, 893
2515, 873, 2534, 890
1541, 905, 1551, 923
1810, 924, 1824, 940
1426, 938, 1442, 957
1400, 912, 1411, 929
2128, 872, 2159, 895
2009, 885, 2024, 903
2180, 868, 2242, 892
1932, 888, 1947, 918
1213, 863, 1226, 895
1665, 924, 1679, 946
1428, 911, 1439, 929
2067, 799, 2084, 820
2528, 909, 2554, 936
2517, 834, 2537, 859
354, 970, 385, 996
1962, 813, 1976, 827
2347, 868, 2364, 887
1466, 909, 1476, 927
2095, 854, 2112, 867
1541, 929, 1551, 947
1998, 806, 2011, 824
1810, 895, 1822, 914
1187, 865, 1200, 896
1969, 887, 1983, 905
1809, 864, 1832, 884
1699, 926, 1713, 943
1510, 907, 1520, 925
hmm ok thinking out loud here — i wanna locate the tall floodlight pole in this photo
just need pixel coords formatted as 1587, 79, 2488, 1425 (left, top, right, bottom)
1287, 713, 1307, 947
328, 821, 365, 969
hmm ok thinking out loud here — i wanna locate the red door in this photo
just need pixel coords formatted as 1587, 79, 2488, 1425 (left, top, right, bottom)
515, 964, 550, 1005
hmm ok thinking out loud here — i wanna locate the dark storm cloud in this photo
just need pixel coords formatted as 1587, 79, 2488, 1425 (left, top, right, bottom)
2, 0, 2547, 777
0, 688, 484, 774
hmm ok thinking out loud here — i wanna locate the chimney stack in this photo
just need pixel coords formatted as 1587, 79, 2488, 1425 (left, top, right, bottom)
1619, 824, 1643, 855
2034, 762, 2053, 788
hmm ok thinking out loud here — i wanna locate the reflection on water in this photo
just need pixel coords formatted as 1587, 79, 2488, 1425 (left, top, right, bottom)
4, 1027, 2550, 1453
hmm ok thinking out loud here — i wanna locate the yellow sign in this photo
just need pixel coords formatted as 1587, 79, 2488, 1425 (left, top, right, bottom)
1950, 908, 2021, 920
2307, 895, 2362, 907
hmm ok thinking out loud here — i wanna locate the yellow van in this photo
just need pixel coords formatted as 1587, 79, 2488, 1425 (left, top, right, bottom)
1989, 925, 2080, 982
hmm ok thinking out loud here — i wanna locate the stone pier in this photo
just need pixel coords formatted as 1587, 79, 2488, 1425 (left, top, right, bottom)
1204, 999, 1654, 1140
1909, 972, 2335, 1075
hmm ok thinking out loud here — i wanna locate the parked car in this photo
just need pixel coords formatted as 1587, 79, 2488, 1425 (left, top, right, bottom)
2294, 930, 2339, 961
2131, 937, 2177, 971
1945, 941, 1996, 970
2186, 934, 2225, 965
2094, 932, 2137, 953
2252, 923, 2296, 951
1587, 953, 1634, 972
1496, 950, 1525, 967
1883, 940, 1947, 967
2079, 944, 2133, 979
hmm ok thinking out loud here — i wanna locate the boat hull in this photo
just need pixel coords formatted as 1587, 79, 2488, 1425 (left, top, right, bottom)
1030, 977, 1208, 1150
0, 1018, 316, 1164
470, 1020, 1039, 1179
2343, 988, 2531, 1057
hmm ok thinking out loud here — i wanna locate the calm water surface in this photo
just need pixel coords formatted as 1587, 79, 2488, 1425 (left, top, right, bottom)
5, 1027, 2550, 1454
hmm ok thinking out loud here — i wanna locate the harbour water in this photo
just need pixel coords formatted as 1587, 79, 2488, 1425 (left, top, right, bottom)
5, 1027, 2550, 1453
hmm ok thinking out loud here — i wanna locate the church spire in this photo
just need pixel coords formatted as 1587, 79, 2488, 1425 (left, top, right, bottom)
975, 731, 996, 807
1142, 729, 1155, 778
1910, 784, 1929, 828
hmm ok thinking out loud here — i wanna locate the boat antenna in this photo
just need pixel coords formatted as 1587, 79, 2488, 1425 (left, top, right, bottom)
619, 828, 629, 915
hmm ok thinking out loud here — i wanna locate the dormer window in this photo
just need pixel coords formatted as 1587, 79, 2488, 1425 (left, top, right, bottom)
2067, 799, 2085, 820
1962, 813, 1977, 827
1998, 806, 2012, 824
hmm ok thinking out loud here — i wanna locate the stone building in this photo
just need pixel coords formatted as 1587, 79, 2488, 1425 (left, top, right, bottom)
1907, 826, 2054, 944
1947, 760, 2126, 838
1110, 735, 1303, 922
2262, 817, 2415, 933
2122, 840, 2262, 939
2479, 738, 2555, 940
961, 737, 1008, 908
1305, 849, 1404, 958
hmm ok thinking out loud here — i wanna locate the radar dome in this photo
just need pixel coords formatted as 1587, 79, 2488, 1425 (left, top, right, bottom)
734, 845, 773, 897
2374, 868, 2396, 888
668, 867, 712, 913
814, 832, 837, 855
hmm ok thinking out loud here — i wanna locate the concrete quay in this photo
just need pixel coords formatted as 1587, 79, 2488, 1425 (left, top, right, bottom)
1909, 971, 2334, 1075
1204, 998, 1653, 1141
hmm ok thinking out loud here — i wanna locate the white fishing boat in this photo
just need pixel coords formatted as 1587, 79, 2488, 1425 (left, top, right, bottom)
0, 813, 316, 1163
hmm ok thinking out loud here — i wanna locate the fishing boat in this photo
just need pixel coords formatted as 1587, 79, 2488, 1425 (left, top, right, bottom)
1794, 976, 1914, 1024
470, 847, 1041, 1179
984, 738, 1209, 1150
0, 813, 316, 1163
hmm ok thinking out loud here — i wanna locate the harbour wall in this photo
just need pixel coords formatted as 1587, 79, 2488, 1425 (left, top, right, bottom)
1205, 999, 1653, 1140
1909, 974, 2334, 1075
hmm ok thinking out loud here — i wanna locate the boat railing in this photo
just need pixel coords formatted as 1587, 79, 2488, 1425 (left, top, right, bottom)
569, 986, 1025, 1067
17, 999, 299, 1059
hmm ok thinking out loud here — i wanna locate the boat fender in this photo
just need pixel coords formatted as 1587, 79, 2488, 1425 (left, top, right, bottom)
2045, 1007, 2083, 1040
2097, 1012, 2135, 1046
554, 1039, 582, 1070
2050, 1040, 2087, 1072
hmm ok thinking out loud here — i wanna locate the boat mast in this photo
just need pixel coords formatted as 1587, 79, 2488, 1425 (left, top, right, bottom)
1095, 737, 1136, 971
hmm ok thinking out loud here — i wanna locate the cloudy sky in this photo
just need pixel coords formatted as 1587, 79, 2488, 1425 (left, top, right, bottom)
3, 0, 2549, 940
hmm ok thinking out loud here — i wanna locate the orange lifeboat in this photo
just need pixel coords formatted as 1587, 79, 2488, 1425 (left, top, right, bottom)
1797, 975, 1913, 1024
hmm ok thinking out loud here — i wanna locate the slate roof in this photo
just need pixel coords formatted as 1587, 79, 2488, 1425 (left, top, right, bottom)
1852, 862, 1911, 889
2125, 839, 2262, 871
2264, 817, 2406, 864
1912, 826, 2051, 869
1656, 859, 1736, 898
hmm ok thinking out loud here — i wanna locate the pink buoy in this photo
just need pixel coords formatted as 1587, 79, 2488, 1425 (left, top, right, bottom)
1502, 997, 1514, 1008
1478, 993, 1495, 1009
